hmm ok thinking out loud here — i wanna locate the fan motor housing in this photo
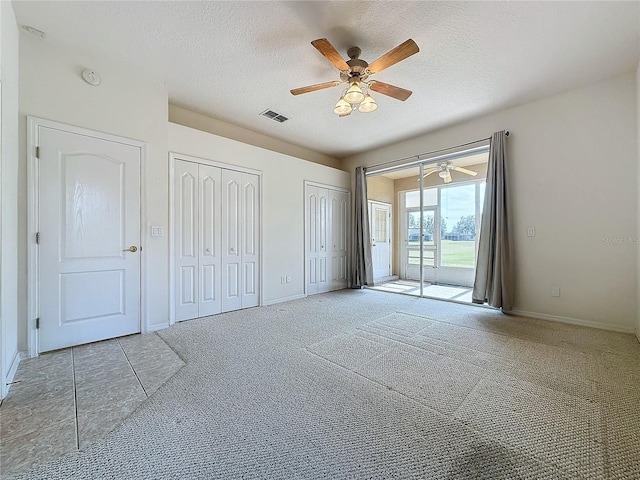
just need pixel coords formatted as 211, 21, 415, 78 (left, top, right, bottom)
341, 58, 369, 81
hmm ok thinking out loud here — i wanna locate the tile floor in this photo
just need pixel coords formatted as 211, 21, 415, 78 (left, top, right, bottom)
0, 333, 185, 477
370, 279, 473, 303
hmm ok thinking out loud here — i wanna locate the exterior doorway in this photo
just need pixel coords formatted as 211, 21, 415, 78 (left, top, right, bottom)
368, 200, 392, 281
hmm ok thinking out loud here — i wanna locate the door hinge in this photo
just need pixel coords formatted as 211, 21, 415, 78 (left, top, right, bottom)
36, 146, 40, 159
35, 318, 40, 329
36, 232, 40, 244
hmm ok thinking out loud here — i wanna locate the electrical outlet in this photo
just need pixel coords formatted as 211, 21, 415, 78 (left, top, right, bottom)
527, 227, 535, 237
280, 276, 286, 284
551, 286, 560, 297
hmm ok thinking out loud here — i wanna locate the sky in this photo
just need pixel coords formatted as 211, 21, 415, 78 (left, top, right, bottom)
406, 181, 485, 229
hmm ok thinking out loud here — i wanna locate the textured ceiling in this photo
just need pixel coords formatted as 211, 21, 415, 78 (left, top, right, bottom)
12, 1, 640, 159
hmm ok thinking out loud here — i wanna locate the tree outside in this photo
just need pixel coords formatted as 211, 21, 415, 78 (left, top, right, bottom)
451, 215, 475, 238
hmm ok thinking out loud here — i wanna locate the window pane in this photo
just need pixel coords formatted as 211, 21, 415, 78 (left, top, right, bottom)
407, 210, 435, 246
405, 188, 437, 208
375, 210, 387, 242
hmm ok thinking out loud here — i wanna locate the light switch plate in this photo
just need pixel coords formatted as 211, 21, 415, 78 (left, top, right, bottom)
527, 227, 535, 237
151, 226, 164, 237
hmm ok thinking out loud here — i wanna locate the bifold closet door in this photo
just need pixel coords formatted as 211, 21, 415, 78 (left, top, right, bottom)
222, 170, 260, 312
306, 186, 330, 295
330, 189, 349, 290
175, 160, 200, 321
174, 160, 222, 321
198, 164, 223, 316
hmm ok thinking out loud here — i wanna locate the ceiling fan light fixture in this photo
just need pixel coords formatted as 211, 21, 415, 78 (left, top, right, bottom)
333, 97, 352, 116
344, 80, 365, 104
291, 39, 419, 118
358, 94, 378, 113
438, 170, 449, 179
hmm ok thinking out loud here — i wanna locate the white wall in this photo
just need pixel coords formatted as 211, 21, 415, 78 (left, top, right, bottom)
19, 34, 170, 350
637, 61, 640, 342
169, 105, 342, 170
1, 0, 20, 398
344, 72, 638, 332
168, 123, 351, 304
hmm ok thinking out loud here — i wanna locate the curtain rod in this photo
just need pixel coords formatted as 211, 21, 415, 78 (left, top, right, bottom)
364, 131, 509, 173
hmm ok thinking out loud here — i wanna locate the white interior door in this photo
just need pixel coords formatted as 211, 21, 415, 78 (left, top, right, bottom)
306, 186, 319, 295
305, 186, 330, 295
38, 126, 141, 352
221, 170, 260, 312
241, 173, 260, 308
175, 160, 257, 319
199, 164, 223, 316
222, 169, 242, 312
369, 201, 391, 280
316, 187, 330, 293
174, 160, 199, 321
330, 190, 349, 290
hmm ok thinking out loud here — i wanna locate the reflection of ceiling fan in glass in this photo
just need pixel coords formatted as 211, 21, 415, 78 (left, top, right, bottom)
421, 161, 478, 184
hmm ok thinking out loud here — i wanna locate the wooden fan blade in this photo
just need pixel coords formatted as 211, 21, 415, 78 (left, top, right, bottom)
368, 39, 419, 74
311, 38, 350, 71
369, 81, 412, 101
290, 81, 340, 96
452, 166, 478, 176
444, 174, 452, 184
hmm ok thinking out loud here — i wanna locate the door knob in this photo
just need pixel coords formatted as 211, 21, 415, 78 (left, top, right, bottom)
123, 246, 138, 253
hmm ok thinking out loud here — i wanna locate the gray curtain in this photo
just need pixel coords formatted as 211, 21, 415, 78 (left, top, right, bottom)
351, 166, 374, 288
472, 131, 514, 311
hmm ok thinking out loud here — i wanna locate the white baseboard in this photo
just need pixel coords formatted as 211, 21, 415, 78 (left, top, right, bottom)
511, 309, 635, 334
147, 322, 170, 333
2, 350, 25, 398
262, 294, 306, 306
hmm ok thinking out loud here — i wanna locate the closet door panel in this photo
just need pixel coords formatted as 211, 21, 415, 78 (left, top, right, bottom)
335, 191, 349, 289
316, 188, 330, 293
199, 164, 222, 316
222, 169, 243, 312
174, 160, 199, 321
241, 173, 260, 308
306, 186, 319, 295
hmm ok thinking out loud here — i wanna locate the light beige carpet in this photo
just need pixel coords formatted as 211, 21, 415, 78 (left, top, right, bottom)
5, 289, 640, 479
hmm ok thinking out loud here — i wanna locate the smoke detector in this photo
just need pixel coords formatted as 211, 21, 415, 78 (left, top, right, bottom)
81, 70, 101, 86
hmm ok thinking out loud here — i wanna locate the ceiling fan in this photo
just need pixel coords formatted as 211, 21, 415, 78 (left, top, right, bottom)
290, 38, 419, 116
421, 162, 478, 184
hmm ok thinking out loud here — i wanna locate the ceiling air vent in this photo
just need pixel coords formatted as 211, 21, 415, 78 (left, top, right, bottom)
260, 109, 289, 123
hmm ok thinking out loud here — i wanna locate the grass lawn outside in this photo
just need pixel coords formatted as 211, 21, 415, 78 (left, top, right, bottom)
408, 240, 475, 268
441, 240, 475, 267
